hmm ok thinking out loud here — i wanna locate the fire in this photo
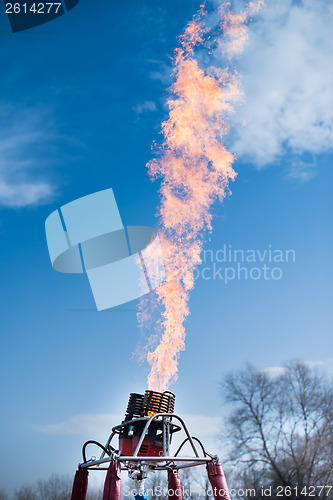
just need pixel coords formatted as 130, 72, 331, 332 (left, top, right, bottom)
139, 1, 264, 392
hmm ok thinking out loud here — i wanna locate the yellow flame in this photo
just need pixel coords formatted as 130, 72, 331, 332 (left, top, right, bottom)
139, 1, 264, 392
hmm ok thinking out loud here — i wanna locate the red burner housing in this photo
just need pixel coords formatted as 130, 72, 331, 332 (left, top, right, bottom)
119, 435, 163, 457
118, 391, 175, 457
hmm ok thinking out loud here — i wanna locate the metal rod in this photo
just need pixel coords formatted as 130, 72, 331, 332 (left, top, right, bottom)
166, 414, 200, 457
112, 416, 181, 436
163, 416, 170, 457
117, 456, 210, 463
100, 431, 115, 460
172, 461, 207, 470
132, 415, 158, 457
136, 463, 207, 471
80, 456, 211, 469
80, 456, 117, 468
112, 418, 150, 432
131, 413, 200, 458
86, 467, 130, 471
86, 464, 205, 471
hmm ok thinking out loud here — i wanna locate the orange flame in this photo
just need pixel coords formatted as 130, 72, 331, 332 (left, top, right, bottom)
139, 1, 264, 392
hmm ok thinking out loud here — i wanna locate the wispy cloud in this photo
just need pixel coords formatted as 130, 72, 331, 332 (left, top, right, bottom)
37, 413, 123, 437
222, 0, 333, 177
261, 366, 286, 378
143, 1, 332, 180
0, 103, 57, 208
133, 100, 158, 115
286, 159, 317, 182
303, 359, 333, 373
0, 180, 54, 208
36, 412, 223, 454
262, 359, 333, 378
147, 59, 172, 85
37, 412, 222, 435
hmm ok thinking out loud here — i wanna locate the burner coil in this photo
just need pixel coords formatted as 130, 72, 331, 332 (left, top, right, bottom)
124, 393, 145, 421
142, 390, 175, 417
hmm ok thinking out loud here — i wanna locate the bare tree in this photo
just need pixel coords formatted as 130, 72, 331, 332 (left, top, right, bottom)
144, 470, 167, 500
179, 466, 210, 500
86, 487, 104, 500
0, 490, 8, 500
222, 361, 333, 499
5, 474, 104, 500
36, 474, 72, 500
13, 485, 37, 500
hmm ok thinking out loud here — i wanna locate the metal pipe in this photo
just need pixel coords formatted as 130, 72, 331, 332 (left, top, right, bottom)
165, 414, 200, 457
163, 417, 171, 457
100, 432, 115, 460
113, 417, 181, 433
118, 456, 211, 462
79, 456, 211, 469
132, 414, 162, 457
171, 462, 207, 470
112, 418, 150, 432
131, 413, 200, 458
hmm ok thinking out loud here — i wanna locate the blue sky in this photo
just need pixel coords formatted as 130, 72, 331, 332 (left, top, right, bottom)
0, 0, 332, 494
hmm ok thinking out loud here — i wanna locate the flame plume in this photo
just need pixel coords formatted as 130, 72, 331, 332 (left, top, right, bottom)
139, 1, 264, 392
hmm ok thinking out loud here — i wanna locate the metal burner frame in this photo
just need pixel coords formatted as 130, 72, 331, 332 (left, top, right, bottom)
79, 412, 214, 472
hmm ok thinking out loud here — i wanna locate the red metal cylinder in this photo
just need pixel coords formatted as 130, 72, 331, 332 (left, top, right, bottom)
70, 468, 89, 500
103, 461, 122, 500
168, 469, 182, 500
206, 462, 231, 500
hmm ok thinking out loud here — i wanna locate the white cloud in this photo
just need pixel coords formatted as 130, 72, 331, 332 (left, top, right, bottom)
287, 159, 317, 182
303, 359, 333, 375
0, 104, 57, 208
37, 412, 222, 437
37, 413, 224, 456
225, 0, 333, 174
147, 59, 172, 85
0, 179, 54, 208
37, 413, 123, 437
181, 414, 222, 438
262, 359, 333, 378
133, 100, 158, 114
145, 1, 332, 179
180, 414, 224, 455
261, 365, 286, 378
